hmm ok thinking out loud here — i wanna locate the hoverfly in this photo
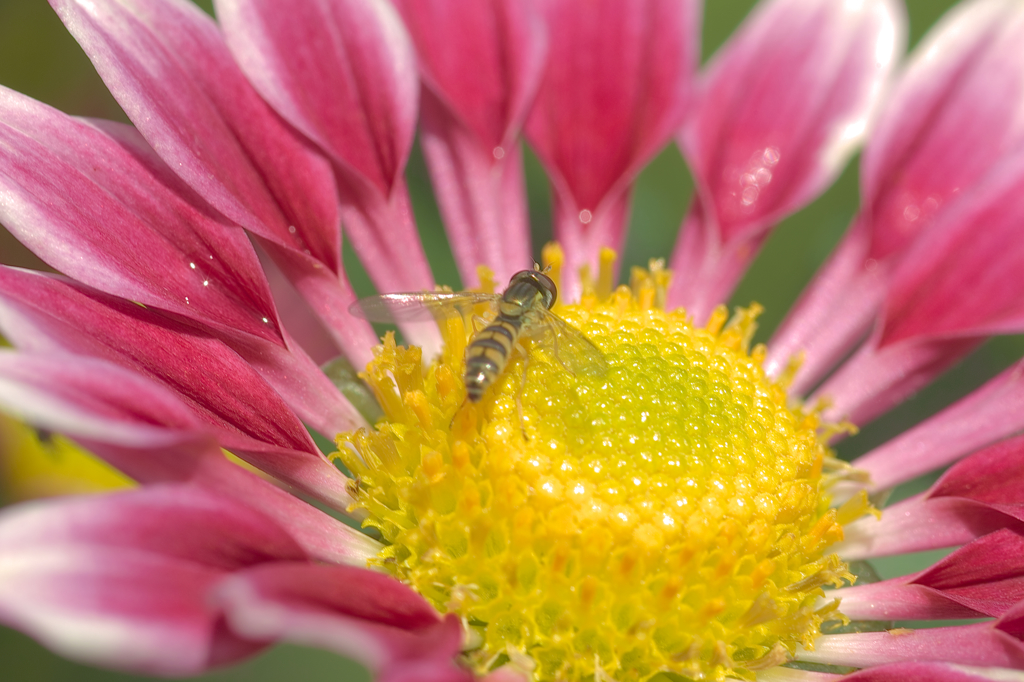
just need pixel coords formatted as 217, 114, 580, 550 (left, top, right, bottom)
349, 267, 607, 403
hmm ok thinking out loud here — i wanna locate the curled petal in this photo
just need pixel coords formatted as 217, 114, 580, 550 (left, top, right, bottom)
394, 0, 545, 284
525, 0, 699, 296
670, 0, 902, 320
214, 563, 471, 682
0, 267, 352, 507
0, 485, 306, 674
771, 0, 1024, 388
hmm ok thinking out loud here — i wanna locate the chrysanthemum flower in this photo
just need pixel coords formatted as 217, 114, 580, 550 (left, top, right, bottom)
3, 0, 1024, 680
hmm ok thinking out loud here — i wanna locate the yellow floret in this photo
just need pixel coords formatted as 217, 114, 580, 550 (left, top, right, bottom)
335, 246, 858, 682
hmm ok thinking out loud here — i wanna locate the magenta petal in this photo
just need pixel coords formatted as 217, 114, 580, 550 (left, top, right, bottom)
525, 0, 699, 293
417, 83, 533, 287
215, 0, 436, 297
812, 334, 979, 427
669, 0, 902, 318
49, 0, 384, 358
0, 267, 351, 506
394, 0, 545, 285
0, 485, 306, 674
0, 88, 281, 345
802, 623, 1024, 669
836, 495, 1022, 560
929, 436, 1024, 514
769, 0, 1024, 389
835, 528, 1024, 620
839, 662, 1024, 682
214, 563, 471, 681
51, 0, 341, 268
850, 366, 1024, 493
215, 0, 416, 197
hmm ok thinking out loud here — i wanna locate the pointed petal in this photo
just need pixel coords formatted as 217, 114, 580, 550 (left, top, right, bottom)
770, 0, 1024, 387
851, 368, 1024, 493
525, 0, 699, 289
929, 435, 1024, 512
215, 0, 416, 197
215, 0, 436, 297
49, 0, 385, 358
214, 563, 472, 681
0, 267, 351, 506
0, 485, 306, 674
829, 581, 985, 622
394, 0, 545, 151
0, 87, 281, 345
878, 152, 1024, 346
669, 0, 902, 315
863, 0, 1024, 262
393, 0, 544, 285
51, 0, 342, 269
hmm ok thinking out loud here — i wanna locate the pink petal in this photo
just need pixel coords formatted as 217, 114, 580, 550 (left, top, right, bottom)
802, 623, 1024, 669
929, 435, 1024, 513
770, 0, 1024, 389
834, 528, 1024, 620
0, 350, 377, 564
214, 563, 471, 682
838, 662, 1024, 682
843, 363, 1024, 495
214, 0, 415, 197
0, 267, 351, 507
524, 0, 699, 297
0, 87, 280, 345
818, 170, 1024, 424
394, 0, 545, 285
669, 0, 902, 321
0, 485, 306, 674
215, 0, 436, 297
0, 89, 361, 434
50, 0, 380, 358
811, 333, 979, 427
836, 495, 1022, 560
417, 78, 533, 287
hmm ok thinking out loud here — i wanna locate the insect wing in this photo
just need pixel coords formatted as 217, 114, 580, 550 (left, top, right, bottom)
349, 291, 500, 323
531, 310, 608, 377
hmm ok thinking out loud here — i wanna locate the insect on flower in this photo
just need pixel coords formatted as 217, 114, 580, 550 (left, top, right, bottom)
350, 266, 608, 403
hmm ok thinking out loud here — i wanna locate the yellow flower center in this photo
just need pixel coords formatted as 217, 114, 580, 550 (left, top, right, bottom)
336, 247, 867, 681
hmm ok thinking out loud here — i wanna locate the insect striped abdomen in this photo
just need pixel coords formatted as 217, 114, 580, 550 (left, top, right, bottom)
465, 317, 522, 402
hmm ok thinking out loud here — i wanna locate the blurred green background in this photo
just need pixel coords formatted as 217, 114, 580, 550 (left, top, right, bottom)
0, 0, 1014, 679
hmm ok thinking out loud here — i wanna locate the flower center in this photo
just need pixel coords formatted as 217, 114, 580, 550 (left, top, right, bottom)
336, 248, 865, 681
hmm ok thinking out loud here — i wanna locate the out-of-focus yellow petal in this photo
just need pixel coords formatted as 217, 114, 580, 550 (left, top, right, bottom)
0, 415, 133, 502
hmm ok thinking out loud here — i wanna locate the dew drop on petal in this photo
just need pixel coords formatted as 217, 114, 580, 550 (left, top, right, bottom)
493, 146, 505, 160
579, 209, 593, 224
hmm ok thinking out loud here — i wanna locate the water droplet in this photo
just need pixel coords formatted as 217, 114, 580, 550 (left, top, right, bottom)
189, 262, 196, 269
762, 147, 780, 167
903, 204, 921, 222
741, 186, 759, 206
288, 225, 297, 234
203, 280, 209, 287
579, 209, 593, 224
492, 146, 505, 160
